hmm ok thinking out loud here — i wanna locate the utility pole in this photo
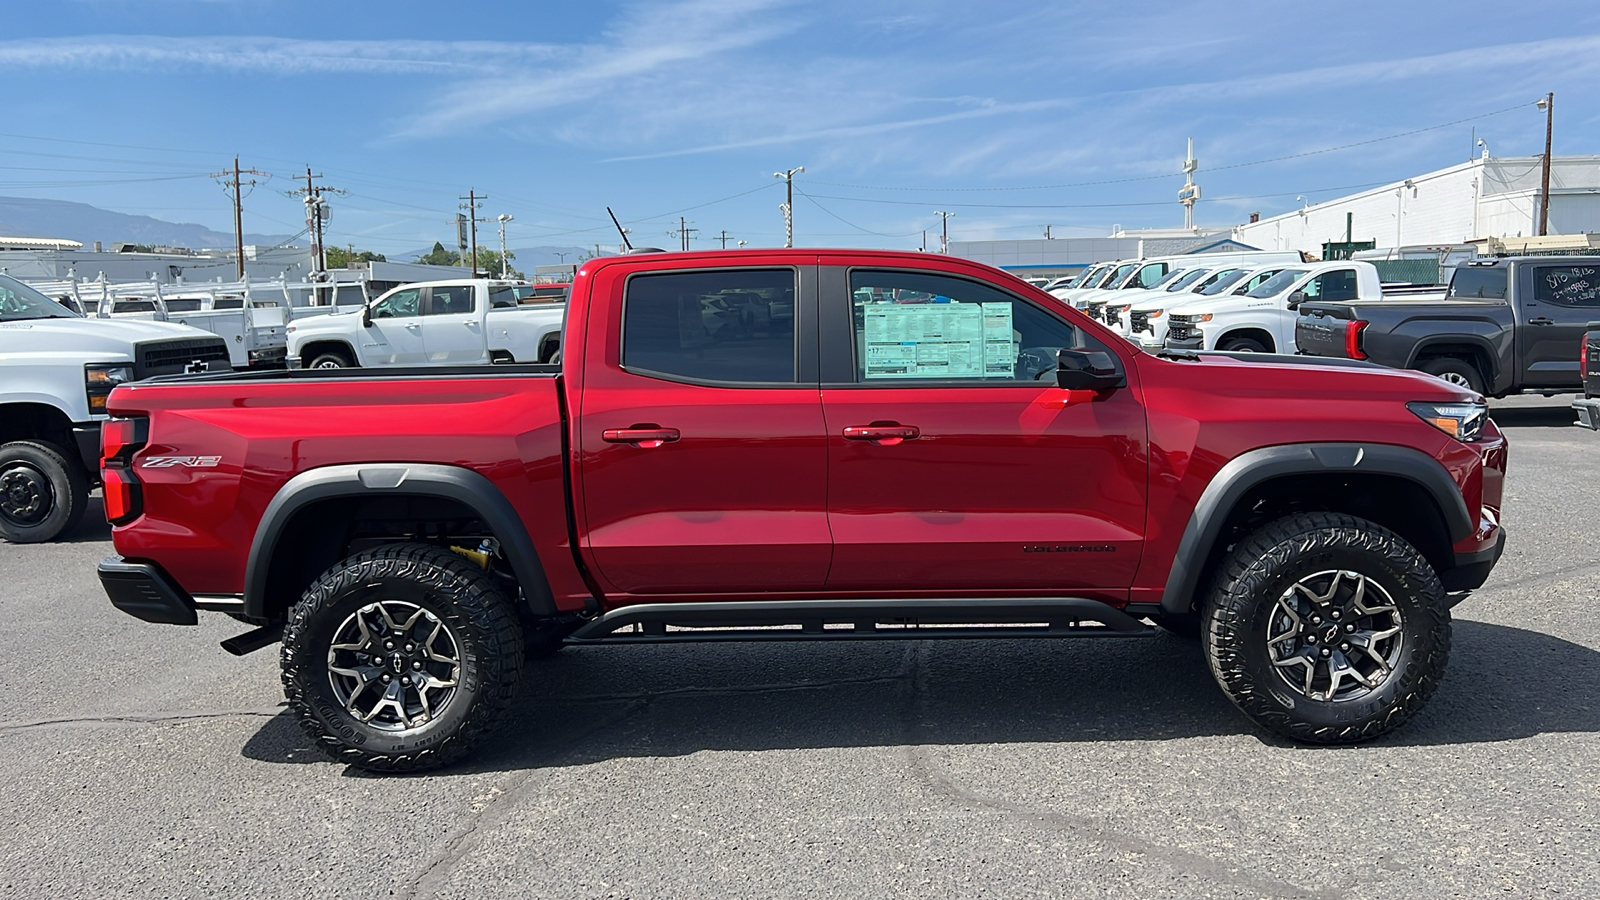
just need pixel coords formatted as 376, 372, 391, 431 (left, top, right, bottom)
669, 217, 698, 252
210, 156, 270, 278
1043, 225, 1052, 239
285, 167, 343, 276
496, 214, 513, 278
774, 166, 804, 248
716, 230, 736, 249
1537, 92, 1554, 237
458, 190, 489, 273
934, 211, 954, 254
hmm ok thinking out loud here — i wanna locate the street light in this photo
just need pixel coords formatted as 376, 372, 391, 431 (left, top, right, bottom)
1536, 92, 1554, 236
1296, 196, 1309, 212
774, 166, 804, 248
496, 214, 513, 278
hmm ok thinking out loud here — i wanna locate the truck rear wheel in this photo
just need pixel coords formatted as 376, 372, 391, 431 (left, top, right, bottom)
281, 542, 523, 772
0, 440, 89, 544
1202, 512, 1450, 744
1418, 358, 1485, 395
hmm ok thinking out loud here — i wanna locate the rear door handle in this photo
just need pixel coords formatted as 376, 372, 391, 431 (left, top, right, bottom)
843, 424, 920, 446
602, 427, 680, 448
1528, 317, 1556, 326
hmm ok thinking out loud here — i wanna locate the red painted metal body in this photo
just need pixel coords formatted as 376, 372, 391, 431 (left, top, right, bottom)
105, 249, 1505, 615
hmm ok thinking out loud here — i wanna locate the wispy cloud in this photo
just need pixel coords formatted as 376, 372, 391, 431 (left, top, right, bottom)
0, 34, 560, 75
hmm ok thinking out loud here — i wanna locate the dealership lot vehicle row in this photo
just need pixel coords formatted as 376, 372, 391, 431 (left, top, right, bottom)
0, 397, 1592, 899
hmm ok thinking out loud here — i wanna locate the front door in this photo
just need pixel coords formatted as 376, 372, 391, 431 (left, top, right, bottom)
577, 263, 830, 596
364, 287, 426, 365
421, 283, 486, 364
818, 263, 1148, 593
1518, 262, 1600, 388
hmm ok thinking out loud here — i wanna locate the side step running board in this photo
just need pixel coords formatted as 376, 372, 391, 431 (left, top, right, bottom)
566, 597, 1151, 645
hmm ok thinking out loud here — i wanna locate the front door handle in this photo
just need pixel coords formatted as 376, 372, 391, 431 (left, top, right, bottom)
602, 427, 680, 449
843, 424, 920, 446
1528, 317, 1555, 326
405, 322, 420, 330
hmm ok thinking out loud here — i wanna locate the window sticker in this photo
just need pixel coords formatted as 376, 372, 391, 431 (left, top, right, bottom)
861, 301, 1014, 379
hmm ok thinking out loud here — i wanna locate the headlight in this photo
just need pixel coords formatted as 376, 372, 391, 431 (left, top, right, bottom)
85, 364, 135, 414
1407, 400, 1487, 441
1149, 310, 1164, 318
1196, 313, 1213, 323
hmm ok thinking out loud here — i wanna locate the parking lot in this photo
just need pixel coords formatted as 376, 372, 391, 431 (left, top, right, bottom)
0, 395, 1593, 899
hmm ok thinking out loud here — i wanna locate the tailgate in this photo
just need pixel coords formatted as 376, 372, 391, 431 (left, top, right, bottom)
1295, 303, 1356, 358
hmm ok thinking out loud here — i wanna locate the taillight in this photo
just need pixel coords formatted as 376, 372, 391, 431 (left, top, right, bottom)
1584, 332, 1591, 372
100, 417, 148, 524
1346, 320, 1368, 360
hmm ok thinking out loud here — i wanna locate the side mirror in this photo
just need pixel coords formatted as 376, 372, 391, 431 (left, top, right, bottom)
1056, 349, 1126, 391
1286, 290, 1307, 310
361, 305, 373, 328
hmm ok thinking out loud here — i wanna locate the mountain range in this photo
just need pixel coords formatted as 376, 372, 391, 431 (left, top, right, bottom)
0, 196, 291, 250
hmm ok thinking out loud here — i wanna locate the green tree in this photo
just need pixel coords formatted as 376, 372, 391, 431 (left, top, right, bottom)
324, 246, 386, 268
472, 248, 524, 279
414, 241, 461, 266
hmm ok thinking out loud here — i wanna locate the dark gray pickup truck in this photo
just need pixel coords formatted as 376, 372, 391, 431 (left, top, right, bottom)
1295, 256, 1598, 396
1575, 324, 1600, 428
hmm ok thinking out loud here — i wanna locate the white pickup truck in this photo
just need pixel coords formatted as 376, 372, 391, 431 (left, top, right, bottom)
29, 279, 287, 369
1162, 260, 1442, 354
0, 273, 231, 543
286, 279, 565, 369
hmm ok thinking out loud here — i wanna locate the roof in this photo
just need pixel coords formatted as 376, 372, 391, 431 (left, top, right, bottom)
0, 236, 84, 250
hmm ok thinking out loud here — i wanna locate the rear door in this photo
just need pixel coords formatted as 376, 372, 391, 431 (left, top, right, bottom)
576, 262, 830, 596
817, 262, 1147, 593
421, 283, 486, 364
1518, 262, 1600, 388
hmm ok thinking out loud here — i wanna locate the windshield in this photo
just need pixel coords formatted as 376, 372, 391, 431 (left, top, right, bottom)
1103, 263, 1139, 288
1163, 268, 1211, 292
1073, 266, 1106, 288
1195, 269, 1248, 295
0, 274, 79, 321
1246, 269, 1309, 299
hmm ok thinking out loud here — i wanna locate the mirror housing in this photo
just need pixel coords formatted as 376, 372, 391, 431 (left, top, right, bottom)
361, 304, 373, 328
1286, 290, 1307, 310
1056, 349, 1126, 391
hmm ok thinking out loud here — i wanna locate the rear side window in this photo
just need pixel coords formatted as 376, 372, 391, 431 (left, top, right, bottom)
622, 269, 796, 383
1531, 265, 1600, 307
1447, 267, 1508, 300
427, 285, 475, 316
1303, 269, 1359, 302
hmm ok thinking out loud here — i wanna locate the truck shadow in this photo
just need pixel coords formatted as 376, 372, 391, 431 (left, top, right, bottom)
59, 496, 112, 543
241, 619, 1600, 772
1490, 405, 1578, 428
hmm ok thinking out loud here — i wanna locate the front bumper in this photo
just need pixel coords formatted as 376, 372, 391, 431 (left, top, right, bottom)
1443, 526, 1506, 595
98, 557, 197, 625
1573, 397, 1600, 430
70, 422, 102, 477
1165, 335, 1204, 350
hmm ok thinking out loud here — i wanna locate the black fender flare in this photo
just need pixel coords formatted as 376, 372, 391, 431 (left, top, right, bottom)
1160, 442, 1473, 615
243, 463, 555, 619
299, 339, 359, 365
1405, 336, 1502, 386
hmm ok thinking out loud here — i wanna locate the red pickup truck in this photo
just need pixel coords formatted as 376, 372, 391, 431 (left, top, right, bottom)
97, 249, 1507, 771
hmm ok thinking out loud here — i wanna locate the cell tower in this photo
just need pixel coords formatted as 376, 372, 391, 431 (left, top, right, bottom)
1178, 138, 1201, 230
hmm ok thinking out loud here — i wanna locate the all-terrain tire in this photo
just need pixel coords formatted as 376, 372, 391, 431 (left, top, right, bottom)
281, 542, 523, 772
1418, 357, 1486, 395
1203, 512, 1450, 744
0, 440, 89, 544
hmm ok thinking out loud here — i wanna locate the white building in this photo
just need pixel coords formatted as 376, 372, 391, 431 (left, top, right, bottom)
1232, 154, 1600, 256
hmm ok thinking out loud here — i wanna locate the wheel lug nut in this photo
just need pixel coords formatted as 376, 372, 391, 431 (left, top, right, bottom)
1311, 615, 1322, 624
1346, 623, 1356, 632
381, 674, 391, 683
1331, 610, 1341, 620
405, 644, 414, 652
401, 676, 410, 685
1307, 634, 1318, 644
1321, 648, 1332, 657
385, 641, 394, 650
412, 661, 422, 670
1341, 643, 1350, 651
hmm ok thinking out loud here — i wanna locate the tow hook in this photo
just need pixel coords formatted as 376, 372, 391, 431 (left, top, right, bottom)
221, 623, 284, 657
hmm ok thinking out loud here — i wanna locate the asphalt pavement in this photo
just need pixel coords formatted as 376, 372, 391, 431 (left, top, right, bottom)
1, 395, 1595, 899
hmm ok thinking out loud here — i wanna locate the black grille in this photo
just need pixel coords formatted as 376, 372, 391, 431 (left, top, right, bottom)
1129, 310, 1150, 334
1167, 317, 1197, 342
135, 338, 231, 379
1104, 307, 1123, 327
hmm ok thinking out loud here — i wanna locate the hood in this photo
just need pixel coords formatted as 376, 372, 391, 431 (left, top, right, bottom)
0, 317, 219, 357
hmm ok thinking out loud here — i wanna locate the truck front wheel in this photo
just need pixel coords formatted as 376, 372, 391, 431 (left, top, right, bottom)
0, 440, 89, 544
307, 350, 354, 369
1202, 512, 1450, 744
281, 542, 523, 772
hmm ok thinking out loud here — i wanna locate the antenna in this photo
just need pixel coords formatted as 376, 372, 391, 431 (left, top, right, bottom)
606, 207, 634, 252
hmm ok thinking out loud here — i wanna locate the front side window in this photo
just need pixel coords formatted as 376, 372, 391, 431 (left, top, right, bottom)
1134, 263, 1169, 288
1246, 269, 1308, 299
1195, 269, 1245, 295
1302, 268, 1359, 302
1104, 263, 1139, 289
1166, 268, 1213, 293
851, 270, 1089, 383
622, 268, 796, 383
371, 288, 421, 319
1531, 265, 1600, 307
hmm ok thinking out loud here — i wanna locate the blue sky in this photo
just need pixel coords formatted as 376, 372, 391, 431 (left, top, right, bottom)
3, 0, 1599, 256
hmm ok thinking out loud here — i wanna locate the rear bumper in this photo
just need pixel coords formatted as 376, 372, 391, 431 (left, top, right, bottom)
98, 557, 197, 625
1573, 397, 1600, 430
